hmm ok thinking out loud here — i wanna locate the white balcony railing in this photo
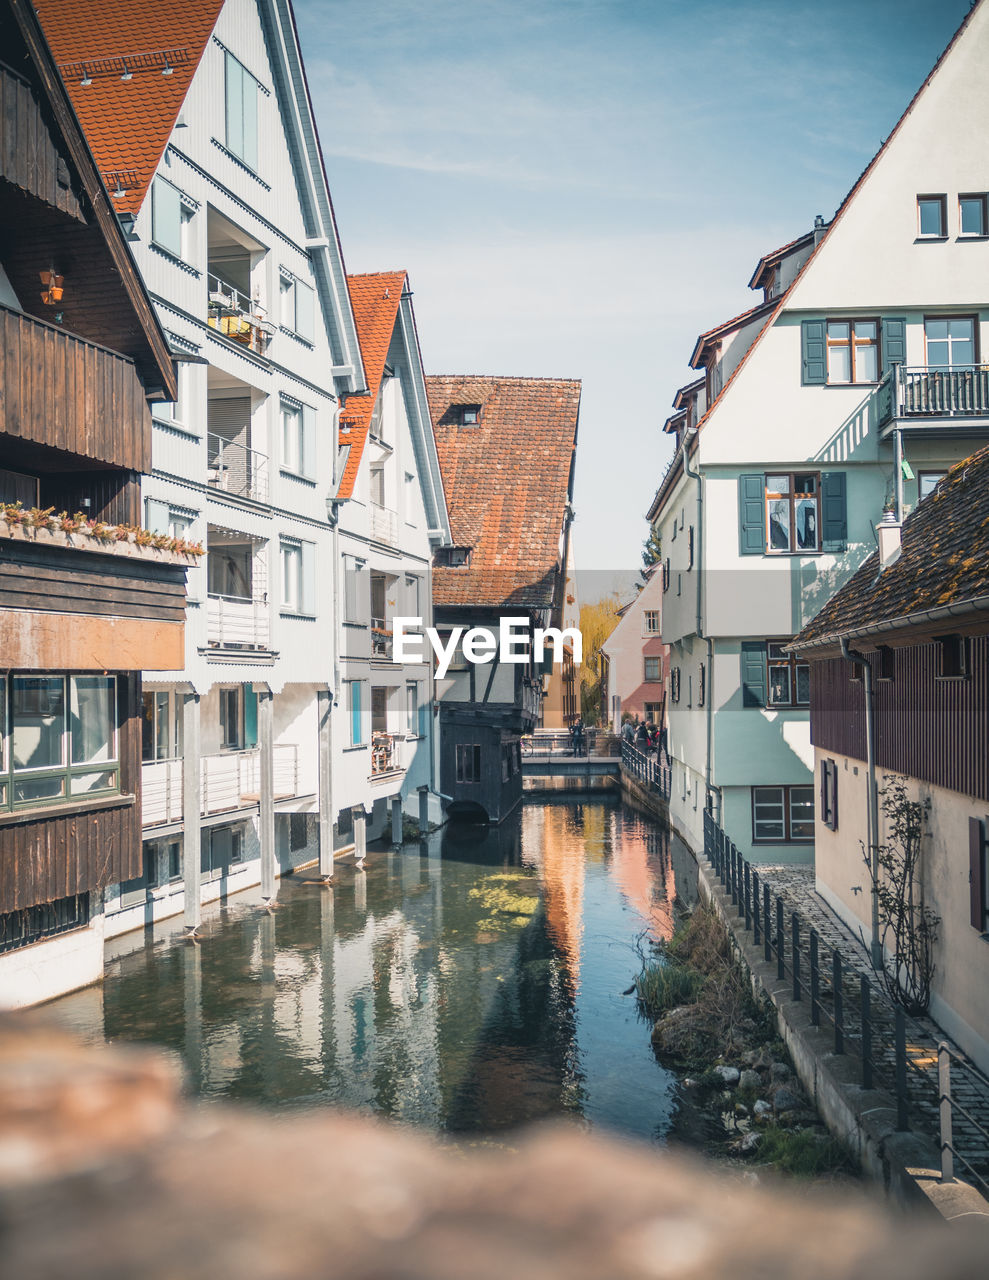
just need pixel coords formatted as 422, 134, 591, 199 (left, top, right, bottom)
142, 744, 301, 827
207, 431, 269, 502
206, 272, 274, 356
207, 593, 269, 650
369, 502, 398, 546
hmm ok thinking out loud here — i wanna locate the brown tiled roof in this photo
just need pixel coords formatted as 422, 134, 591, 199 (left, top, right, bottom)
426, 376, 580, 609
336, 271, 406, 500
793, 445, 989, 650
36, 0, 224, 214
747, 230, 816, 290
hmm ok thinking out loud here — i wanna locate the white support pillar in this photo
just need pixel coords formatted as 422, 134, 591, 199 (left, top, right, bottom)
353, 806, 367, 864
182, 690, 201, 933
318, 689, 334, 878
418, 785, 429, 835
258, 685, 276, 903
391, 794, 404, 846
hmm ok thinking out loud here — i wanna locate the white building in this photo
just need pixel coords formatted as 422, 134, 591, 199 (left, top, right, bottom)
331, 271, 451, 854
648, 0, 989, 862
40, 0, 365, 933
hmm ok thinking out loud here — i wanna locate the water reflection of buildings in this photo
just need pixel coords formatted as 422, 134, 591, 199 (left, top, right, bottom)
605, 807, 677, 943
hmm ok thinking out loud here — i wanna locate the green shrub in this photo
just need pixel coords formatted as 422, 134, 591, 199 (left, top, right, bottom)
754, 1125, 852, 1176
635, 961, 703, 1018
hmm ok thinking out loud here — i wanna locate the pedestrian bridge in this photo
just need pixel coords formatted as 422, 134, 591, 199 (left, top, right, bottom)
521, 730, 620, 795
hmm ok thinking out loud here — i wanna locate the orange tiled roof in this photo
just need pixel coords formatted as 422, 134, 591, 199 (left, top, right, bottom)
35, 0, 225, 214
336, 271, 406, 500
426, 376, 580, 610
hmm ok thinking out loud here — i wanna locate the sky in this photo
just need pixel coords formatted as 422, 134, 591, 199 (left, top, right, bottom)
294, 0, 973, 573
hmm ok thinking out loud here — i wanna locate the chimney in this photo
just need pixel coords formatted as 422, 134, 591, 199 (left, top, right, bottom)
813, 214, 826, 245
877, 510, 901, 570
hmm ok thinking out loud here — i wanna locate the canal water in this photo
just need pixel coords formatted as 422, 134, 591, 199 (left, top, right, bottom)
47, 798, 696, 1143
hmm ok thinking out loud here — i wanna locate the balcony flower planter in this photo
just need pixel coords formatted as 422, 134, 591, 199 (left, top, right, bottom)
0, 508, 202, 566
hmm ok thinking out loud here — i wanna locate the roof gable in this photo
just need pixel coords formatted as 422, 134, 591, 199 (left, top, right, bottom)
34, 0, 224, 214
427, 375, 580, 609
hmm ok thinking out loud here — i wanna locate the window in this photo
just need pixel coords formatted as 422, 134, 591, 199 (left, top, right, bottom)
406, 682, 419, 734
936, 634, 969, 679
369, 464, 385, 507
347, 681, 366, 747
644, 610, 660, 634
2, 675, 118, 809
644, 702, 663, 723
437, 547, 470, 568
0, 893, 90, 955
687, 525, 694, 569
344, 556, 365, 623
765, 473, 819, 553
457, 404, 481, 426
820, 759, 839, 831
151, 177, 194, 258
644, 657, 661, 682
767, 642, 810, 707
0, 467, 38, 506
698, 662, 706, 708
141, 690, 183, 762
281, 540, 302, 612
145, 499, 195, 543
670, 666, 681, 704
456, 744, 482, 783
877, 646, 895, 681
219, 686, 245, 750
662, 558, 670, 591
202, 824, 244, 880
925, 316, 976, 367
281, 399, 315, 479
918, 470, 947, 500
280, 271, 315, 342
917, 194, 947, 238
406, 574, 422, 619
752, 785, 814, 842
969, 817, 988, 933
825, 320, 878, 384
224, 50, 259, 170
959, 194, 988, 237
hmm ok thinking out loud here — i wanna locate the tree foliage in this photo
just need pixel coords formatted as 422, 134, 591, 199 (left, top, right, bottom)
641, 524, 662, 572
578, 595, 622, 725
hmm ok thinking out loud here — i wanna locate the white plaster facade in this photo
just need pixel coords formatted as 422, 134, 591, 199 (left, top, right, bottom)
651, 0, 989, 862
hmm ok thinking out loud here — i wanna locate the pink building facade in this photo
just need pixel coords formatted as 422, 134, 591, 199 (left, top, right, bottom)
601, 570, 669, 729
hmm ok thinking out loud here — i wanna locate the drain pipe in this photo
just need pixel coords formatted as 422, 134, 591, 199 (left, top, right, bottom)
840, 637, 882, 967
682, 430, 719, 819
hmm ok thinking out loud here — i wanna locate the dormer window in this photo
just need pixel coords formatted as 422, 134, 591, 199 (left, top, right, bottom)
437, 546, 470, 567
458, 404, 481, 426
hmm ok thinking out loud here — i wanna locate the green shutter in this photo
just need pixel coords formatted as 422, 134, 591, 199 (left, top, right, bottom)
801, 319, 827, 385
821, 472, 847, 551
151, 179, 181, 257
738, 474, 765, 556
881, 317, 907, 374
740, 642, 766, 707
244, 685, 258, 748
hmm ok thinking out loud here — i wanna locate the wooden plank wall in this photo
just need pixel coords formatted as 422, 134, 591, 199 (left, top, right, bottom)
0, 674, 143, 912
0, 541, 186, 622
44, 470, 143, 527
811, 640, 989, 803
0, 305, 151, 471
0, 61, 83, 221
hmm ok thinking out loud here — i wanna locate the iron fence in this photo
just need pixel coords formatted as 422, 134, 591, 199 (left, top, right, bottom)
702, 809, 989, 1196
620, 740, 671, 801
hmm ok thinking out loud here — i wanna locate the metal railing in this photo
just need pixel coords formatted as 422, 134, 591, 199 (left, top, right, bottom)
702, 809, 989, 1195
207, 592, 269, 650
522, 729, 596, 757
142, 745, 300, 826
369, 502, 398, 546
371, 618, 393, 659
206, 272, 274, 355
620, 739, 671, 800
876, 362, 989, 425
206, 430, 269, 502
370, 732, 402, 776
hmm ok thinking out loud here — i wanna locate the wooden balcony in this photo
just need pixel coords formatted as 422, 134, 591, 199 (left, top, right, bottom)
876, 364, 989, 432
0, 303, 151, 471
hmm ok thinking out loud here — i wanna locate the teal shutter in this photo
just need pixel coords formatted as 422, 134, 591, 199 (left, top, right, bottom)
243, 685, 258, 747
738, 474, 766, 556
740, 642, 767, 707
881, 317, 907, 374
821, 472, 847, 551
301, 404, 316, 478
801, 320, 826, 385
350, 682, 362, 746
